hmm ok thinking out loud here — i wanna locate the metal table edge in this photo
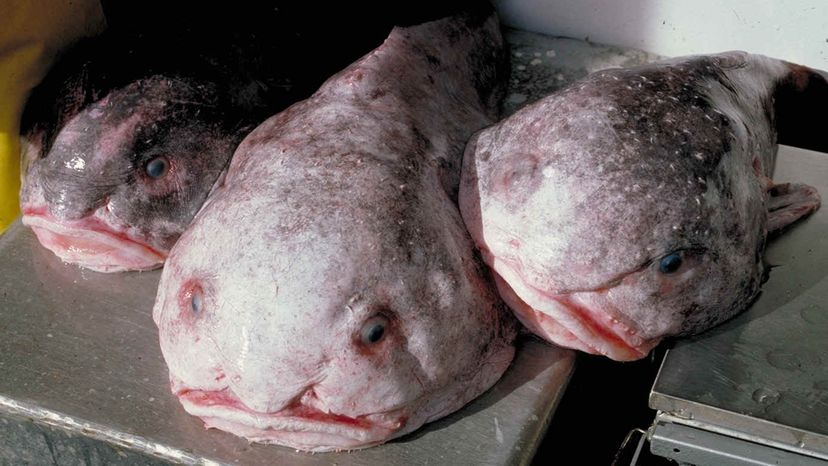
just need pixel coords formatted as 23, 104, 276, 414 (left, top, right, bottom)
648, 392, 828, 461
518, 350, 578, 462
0, 395, 208, 466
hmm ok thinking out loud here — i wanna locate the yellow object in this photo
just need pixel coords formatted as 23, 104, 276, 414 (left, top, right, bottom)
0, 0, 106, 234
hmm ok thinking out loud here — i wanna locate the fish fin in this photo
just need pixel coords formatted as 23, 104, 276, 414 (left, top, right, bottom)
774, 63, 828, 152
766, 182, 821, 233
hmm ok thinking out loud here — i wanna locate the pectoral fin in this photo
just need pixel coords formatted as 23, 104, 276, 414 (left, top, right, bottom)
767, 182, 821, 233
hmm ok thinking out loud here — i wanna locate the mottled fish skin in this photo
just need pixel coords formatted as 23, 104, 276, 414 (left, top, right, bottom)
153, 9, 516, 452
460, 52, 825, 361
18, 6, 394, 273
20, 70, 240, 272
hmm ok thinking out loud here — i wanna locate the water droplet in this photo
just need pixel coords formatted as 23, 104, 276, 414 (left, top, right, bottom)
766, 348, 821, 371
800, 304, 824, 325
751, 387, 780, 405
767, 349, 799, 370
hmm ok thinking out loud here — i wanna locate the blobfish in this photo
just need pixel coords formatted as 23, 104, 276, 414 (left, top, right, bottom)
18, 6, 391, 272
460, 52, 826, 361
153, 8, 517, 451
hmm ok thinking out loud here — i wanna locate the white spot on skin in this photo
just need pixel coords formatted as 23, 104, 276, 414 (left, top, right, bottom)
530, 59, 542, 66
65, 156, 86, 171
517, 65, 526, 71
546, 50, 556, 57
236, 326, 251, 374
494, 417, 504, 443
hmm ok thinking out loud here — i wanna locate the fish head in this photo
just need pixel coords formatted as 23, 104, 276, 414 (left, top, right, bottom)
460, 80, 767, 361
153, 146, 516, 451
20, 75, 239, 272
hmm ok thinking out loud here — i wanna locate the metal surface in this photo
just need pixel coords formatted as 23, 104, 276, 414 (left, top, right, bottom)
650, 414, 827, 466
650, 145, 828, 461
0, 221, 574, 465
0, 29, 661, 466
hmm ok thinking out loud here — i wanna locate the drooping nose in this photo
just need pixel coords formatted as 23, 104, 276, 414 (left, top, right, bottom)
38, 136, 123, 221
202, 320, 327, 415
41, 163, 113, 221
36, 108, 136, 221
225, 377, 327, 415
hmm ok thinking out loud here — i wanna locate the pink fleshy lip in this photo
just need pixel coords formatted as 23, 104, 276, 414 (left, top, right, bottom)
491, 261, 661, 361
176, 388, 406, 451
21, 210, 166, 273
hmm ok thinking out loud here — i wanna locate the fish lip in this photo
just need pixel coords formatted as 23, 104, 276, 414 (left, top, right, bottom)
492, 260, 660, 360
175, 388, 407, 450
21, 209, 166, 272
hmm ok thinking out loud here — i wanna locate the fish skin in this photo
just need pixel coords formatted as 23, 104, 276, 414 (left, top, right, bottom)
17, 6, 396, 272
459, 51, 825, 361
20, 69, 240, 272
153, 8, 517, 452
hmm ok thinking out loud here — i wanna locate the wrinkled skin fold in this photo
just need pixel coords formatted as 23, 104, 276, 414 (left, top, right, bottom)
154, 8, 517, 452
460, 51, 825, 361
18, 5, 398, 272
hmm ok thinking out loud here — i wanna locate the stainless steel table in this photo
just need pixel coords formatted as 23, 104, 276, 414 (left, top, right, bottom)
0, 222, 575, 466
0, 28, 664, 466
649, 145, 828, 466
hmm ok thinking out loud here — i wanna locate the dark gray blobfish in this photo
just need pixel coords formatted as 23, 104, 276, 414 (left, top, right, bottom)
152, 9, 516, 452
460, 52, 826, 361
18, 7, 392, 272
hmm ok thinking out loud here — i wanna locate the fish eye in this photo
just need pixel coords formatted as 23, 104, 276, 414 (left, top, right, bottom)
360, 315, 389, 345
659, 252, 683, 274
191, 288, 202, 315
145, 156, 169, 179
179, 280, 204, 319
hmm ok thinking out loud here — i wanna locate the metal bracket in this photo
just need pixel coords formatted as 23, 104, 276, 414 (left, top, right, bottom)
649, 414, 828, 466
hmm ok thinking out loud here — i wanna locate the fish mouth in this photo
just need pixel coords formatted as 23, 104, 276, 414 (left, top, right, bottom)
491, 261, 660, 361
176, 388, 408, 452
21, 210, 166, 273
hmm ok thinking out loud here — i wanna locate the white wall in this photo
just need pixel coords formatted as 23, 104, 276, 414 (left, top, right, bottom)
494, 0, 828, 69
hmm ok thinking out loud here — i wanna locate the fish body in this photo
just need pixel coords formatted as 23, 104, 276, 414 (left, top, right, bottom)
18, 6, 393, 272
460, 52, 825, 361
153, 9, 516, 451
